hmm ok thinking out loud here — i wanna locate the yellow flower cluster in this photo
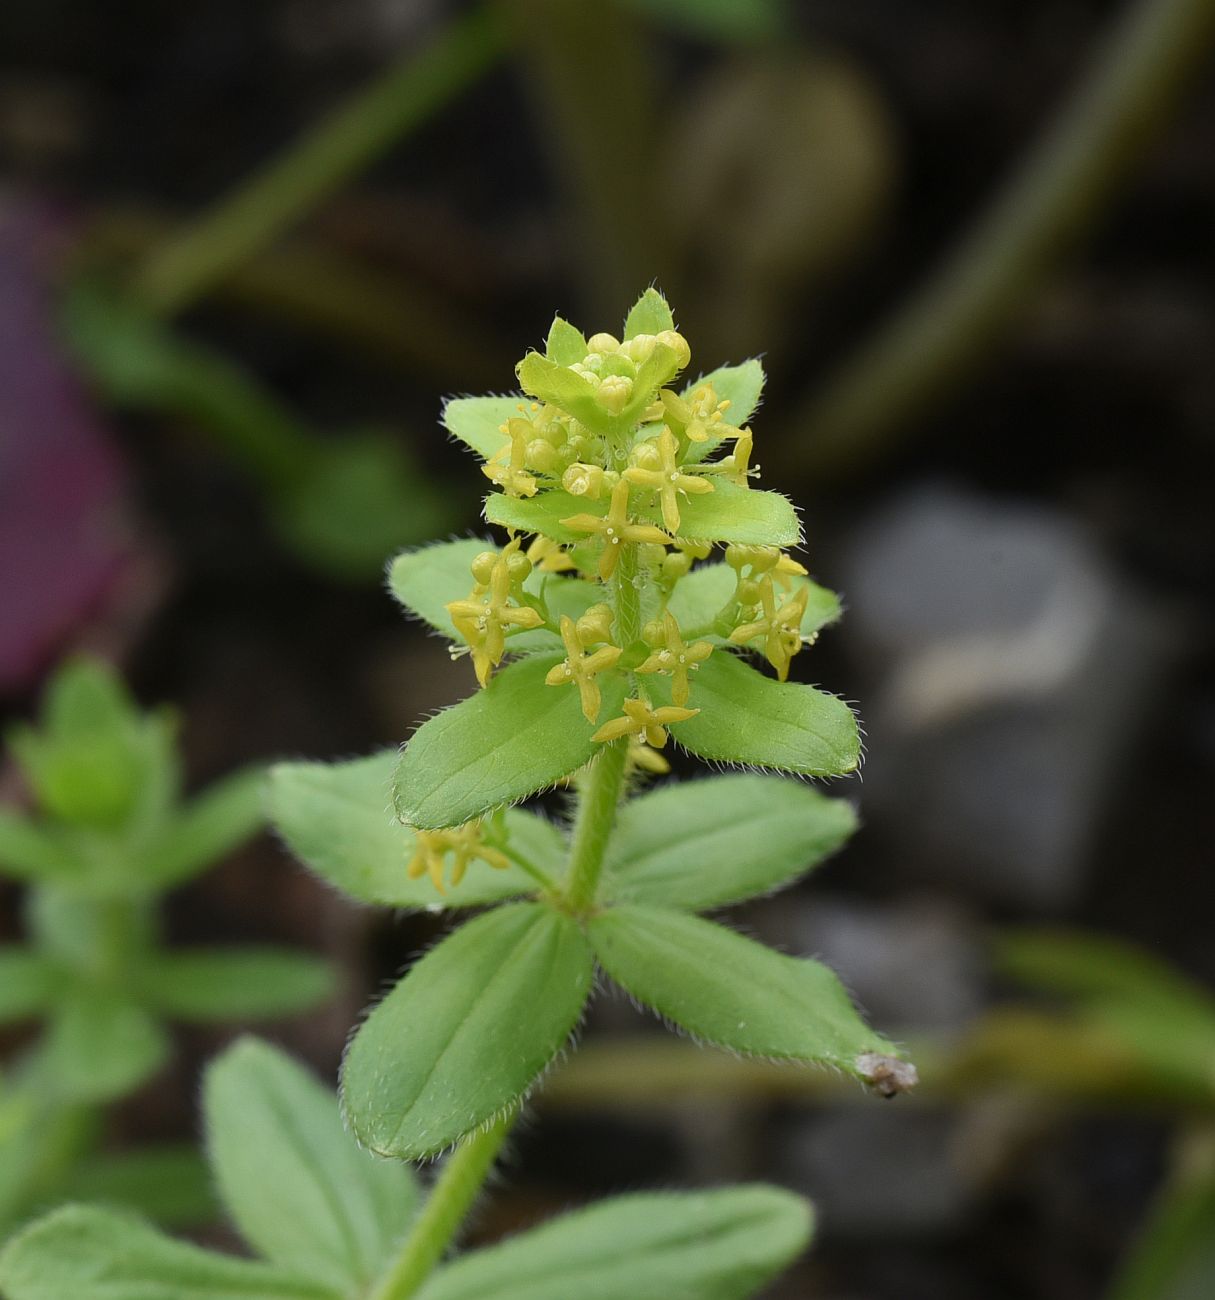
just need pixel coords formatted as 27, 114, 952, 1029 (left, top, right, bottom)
406, 819, 509, 893
448, 316, 815, 750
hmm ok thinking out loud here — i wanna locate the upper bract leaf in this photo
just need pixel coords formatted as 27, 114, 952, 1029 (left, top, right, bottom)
546, 317, 588, 365
589, 906, 895, 1075
442, 396, 515, 460
342, 903, 594, 1160
665, 482, 800, 547
653, 652, 859, 777
269, 752, 560, 908
623, 288, 675, 340
516, 354, 614, 435
394, 656, 625, 830
417, 1185, 812, 1300
601, 775, 857, 910
682, 360, 765, 462
0, 1205, 337, 1300
205, 1038, 419, 1295
666, 563, 841, 640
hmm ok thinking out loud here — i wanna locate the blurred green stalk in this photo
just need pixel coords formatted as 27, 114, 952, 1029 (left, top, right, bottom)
794, 0, 1215, 478
132, 6, 506, 317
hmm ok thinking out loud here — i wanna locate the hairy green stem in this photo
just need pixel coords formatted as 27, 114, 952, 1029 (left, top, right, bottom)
793, 0, 1215, 479
562, 737, 629, 914
368, 1110, 514, 1300
132, 7, 506, 316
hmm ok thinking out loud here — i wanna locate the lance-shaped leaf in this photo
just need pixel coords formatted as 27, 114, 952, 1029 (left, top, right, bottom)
601, 775, 857, 910
0, 1205, 338, 1300
44, 992, 170, 1103
589, 906, 895, 1074
684, 360, 765, 461
137, 766, 266, 889
484, 489, 597, 544
0, 950, 62, 1023
546, 316, 588, 364
665, 481, 799, 547
395, 656, 626, 830
0, 812, 78, 883
138, 949, 334, 1022
666, 563, 841, 640
517, 354, 613, 434
343, 904, 594, 1160
206, 1038, 419, 1295
442, 396, 515, 460
652, 652, 859, 777
623, 288, 676, 339
389, 538, 599, 650
417, 1186, 812, 1300
270, 752, 559, 908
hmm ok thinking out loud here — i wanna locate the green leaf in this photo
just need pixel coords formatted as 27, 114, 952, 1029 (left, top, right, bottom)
270, 753, 556, 907
516, 353, 613, 434
666, 563, 841, 639
138, 766, 266, 889
623, 288, 675, 340
601, 775, 856, 910
0, 950, 62, 1023
58, 1146, 218, 1230
388, 538, 599, 650
206, 1038, 419, 1294
343, 904, 593, 1160
270, 752, 560, 908
0, 1205, 338, 1300
138, 949, 334, 1022
484, 490, 598, 544
546, 316, 588, 364
442, 396, 515, 460
1108, 1159, 1215, 1300
0, 812, 78, 883
395, 656, 625, 830
589, 906, 893, 1074
272, 433, 453, 583
43, 994, 170, 1103
684, 360, 766, 461
417, 1185, 812, 1300
653, 651, 859, 777
664, 481, 799, 547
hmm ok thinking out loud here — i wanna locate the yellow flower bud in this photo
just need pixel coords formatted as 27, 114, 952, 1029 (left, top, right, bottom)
656, 329, 691, 369
595, 374, 634, 415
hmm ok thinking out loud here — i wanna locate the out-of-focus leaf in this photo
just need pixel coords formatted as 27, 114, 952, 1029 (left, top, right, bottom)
138, 949, 334, 1022
0, 1205, 338, 1300
43, 993, 169, 1103
342, 904, 593, 1160
56, 1145, 218, 1229
138, 766, 265, 889
0, 813, 77, 883
417, 1186, 812, 1300
0, 950, 62, 1023
206, 1038, 419, 1293
620, 0, 785, 44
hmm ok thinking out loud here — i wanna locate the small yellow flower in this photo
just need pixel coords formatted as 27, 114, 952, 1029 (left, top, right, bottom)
406, 820, 510, 894
635, 611, 713, 707
526, 535, 576, 573
729, 578, 810, 681
447, 540, 544, 686
623, 427, 714, 533
592, 696, 698, 748
561, 479, 671, 581
544, 614, 623, 723
660, 383, 730, 444
720, 427, 754, 487
627, 740, 671, 775
482, 418, 538, 498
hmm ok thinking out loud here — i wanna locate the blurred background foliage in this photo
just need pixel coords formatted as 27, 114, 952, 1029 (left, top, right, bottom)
1, 0, 1214, 1296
